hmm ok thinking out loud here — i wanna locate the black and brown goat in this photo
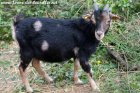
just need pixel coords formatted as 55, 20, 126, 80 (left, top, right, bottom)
11, 4, 119, 92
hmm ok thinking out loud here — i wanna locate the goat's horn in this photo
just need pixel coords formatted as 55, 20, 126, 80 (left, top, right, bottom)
103, 4, 109, 12
93, 3, 98, 11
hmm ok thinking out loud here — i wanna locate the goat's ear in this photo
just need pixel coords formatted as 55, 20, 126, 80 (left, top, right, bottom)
82, 14, 96, 24
82, 14, 92, 22
110, 13, 120, 20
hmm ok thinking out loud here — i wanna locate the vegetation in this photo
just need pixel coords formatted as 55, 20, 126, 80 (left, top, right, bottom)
0, 0, 140, 93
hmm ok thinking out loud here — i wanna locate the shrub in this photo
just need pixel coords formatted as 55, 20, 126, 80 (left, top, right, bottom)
0, 0, 138, 41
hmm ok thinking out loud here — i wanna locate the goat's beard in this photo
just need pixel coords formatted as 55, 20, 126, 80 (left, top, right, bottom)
95, 32, 104, 41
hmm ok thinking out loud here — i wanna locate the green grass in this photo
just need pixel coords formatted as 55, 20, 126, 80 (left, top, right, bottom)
0, 0, 140, 93
0, 16, 140, 92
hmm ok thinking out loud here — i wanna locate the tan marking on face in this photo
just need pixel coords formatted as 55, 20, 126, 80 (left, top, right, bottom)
102, 12, 111, 29
95, 13, 111, 41
103, 17, 110, 26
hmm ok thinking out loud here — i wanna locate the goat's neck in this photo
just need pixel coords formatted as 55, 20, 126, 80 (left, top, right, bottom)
76, 18, 97, 41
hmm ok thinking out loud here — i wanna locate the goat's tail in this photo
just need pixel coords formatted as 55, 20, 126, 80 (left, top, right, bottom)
11, 14, 24, 40
12, 14, 24, 25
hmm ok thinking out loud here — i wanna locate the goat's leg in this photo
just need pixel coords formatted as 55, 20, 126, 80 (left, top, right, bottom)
32, 58, 53, 83
19, 62, 33, 93
79, 59, 100, 92
18, 48, 34, 93
73, 58, 83, 84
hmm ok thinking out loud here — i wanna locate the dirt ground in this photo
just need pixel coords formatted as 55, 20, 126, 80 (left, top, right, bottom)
0, 42, 95, 93
32, 84, 92, 93
0, 81, 92, 93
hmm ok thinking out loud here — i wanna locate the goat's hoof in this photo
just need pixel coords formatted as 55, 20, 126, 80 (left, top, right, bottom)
91, 87, 100, 93
26, 87, 33, 93
47, 77, 53, 83
48, 79, 53, 83
74, 79, 83, 85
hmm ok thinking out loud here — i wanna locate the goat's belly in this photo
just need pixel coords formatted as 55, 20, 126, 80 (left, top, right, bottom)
35, 49, 74, 62
42, 54, 73, 62
32, 34, 76, 62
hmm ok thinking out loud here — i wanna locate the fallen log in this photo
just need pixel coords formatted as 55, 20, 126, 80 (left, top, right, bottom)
106, 45, 139, 71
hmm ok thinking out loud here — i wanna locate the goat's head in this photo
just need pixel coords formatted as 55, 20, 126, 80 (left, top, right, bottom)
91, 3, 120, 41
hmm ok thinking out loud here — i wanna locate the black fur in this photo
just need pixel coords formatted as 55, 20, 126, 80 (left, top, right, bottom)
13, 10, 109, 73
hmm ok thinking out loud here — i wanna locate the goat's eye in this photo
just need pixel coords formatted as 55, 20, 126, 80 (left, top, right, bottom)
106, 20, 110, 24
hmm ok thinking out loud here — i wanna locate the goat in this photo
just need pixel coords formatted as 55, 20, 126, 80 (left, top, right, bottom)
11, 3, 120, 93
